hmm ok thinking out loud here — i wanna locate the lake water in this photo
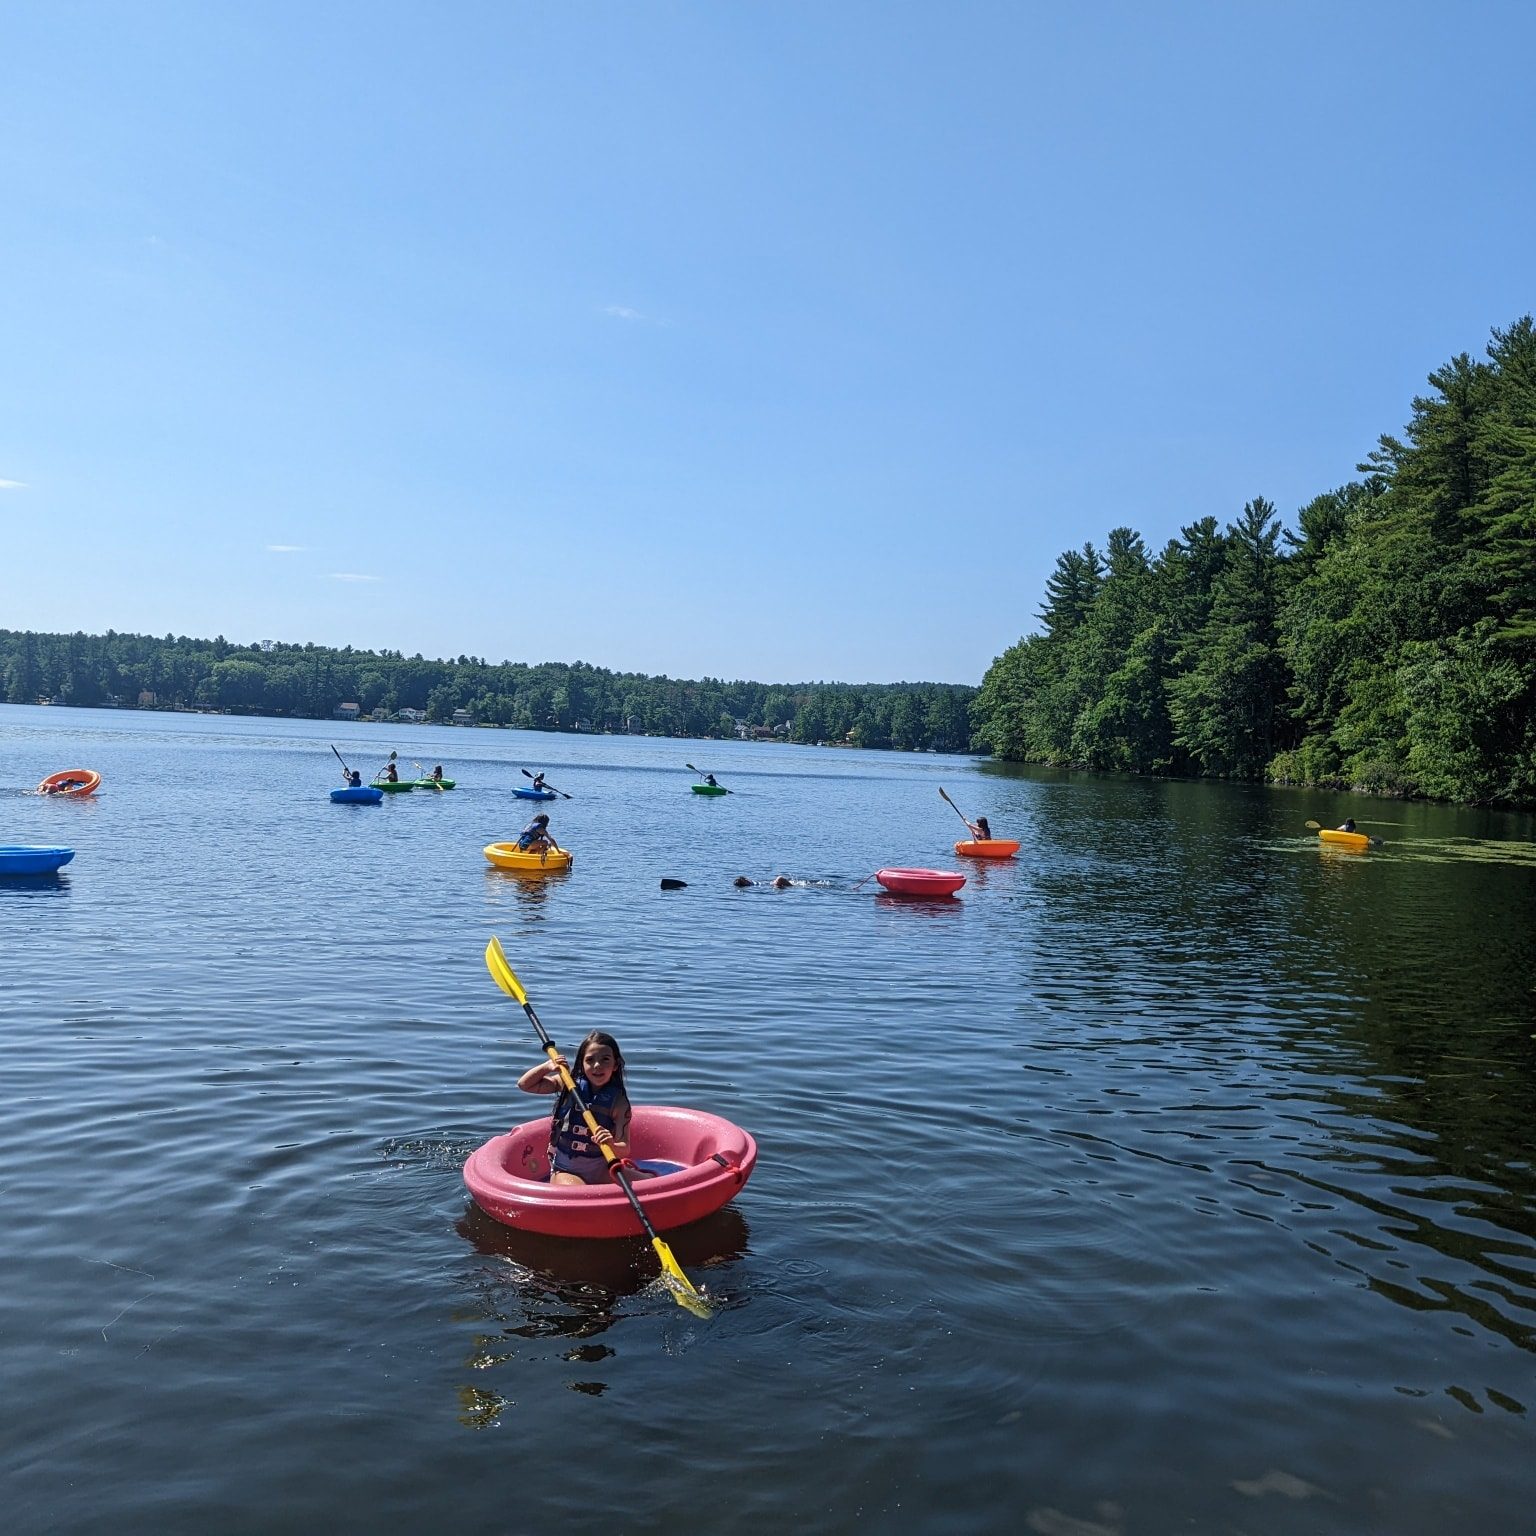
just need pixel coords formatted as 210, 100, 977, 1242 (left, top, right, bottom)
3, 703, 1534, 1535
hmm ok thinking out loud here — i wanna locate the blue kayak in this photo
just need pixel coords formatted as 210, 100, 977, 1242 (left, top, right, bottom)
331, 786, 385, 804
513, 787, 558, 800
0, 845, 75, 875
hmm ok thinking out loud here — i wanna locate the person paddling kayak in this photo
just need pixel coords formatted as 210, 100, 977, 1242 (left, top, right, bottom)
517, 1032, 633, 1186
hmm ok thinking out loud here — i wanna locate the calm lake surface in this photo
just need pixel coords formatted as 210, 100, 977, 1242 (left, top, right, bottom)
3, 703, 1534, 1535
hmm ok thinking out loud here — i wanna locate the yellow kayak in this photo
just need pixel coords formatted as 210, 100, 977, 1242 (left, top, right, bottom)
1317, 829, 1370, 852
483, 842, 573, 872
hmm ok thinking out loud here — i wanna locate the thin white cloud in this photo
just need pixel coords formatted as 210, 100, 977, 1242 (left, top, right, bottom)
0, 479, 26, 490
266, 543, 306, 553
603, 305, 648, 322
330, 572, 382, 582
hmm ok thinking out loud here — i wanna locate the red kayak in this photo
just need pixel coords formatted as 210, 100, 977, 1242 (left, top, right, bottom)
875, 867, 966, 896
463, 1105, 757, 1238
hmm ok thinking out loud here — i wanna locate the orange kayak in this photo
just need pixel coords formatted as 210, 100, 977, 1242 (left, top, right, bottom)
38, 769, 101, 797
954, 838, 1020, 859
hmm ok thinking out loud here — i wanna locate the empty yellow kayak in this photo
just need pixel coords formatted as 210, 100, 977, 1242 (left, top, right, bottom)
483, 842, 573, 872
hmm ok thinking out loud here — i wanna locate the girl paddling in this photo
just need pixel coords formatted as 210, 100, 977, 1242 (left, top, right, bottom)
518, 1032, 632, 1185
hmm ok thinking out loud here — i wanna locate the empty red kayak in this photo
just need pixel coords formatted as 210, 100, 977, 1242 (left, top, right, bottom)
875, 867, 966, 896
463, 1105, 757, 1238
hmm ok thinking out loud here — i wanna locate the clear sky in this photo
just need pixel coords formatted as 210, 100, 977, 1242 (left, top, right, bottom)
1, 2, 1531, 685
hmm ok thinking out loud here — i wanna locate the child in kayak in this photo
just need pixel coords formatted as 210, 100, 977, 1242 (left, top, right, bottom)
516, 813, 559, 853
966, 815, 993, 840
1337, 817, 1357, 832
345, 769, 362, 788
532, 771, 547, 791
518, 1032, 632, 1185
381, 762, 399, 783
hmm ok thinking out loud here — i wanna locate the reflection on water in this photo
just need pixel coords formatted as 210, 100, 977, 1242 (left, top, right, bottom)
453, 1203, 752, 1417
483, 864, 572, 911
871, 893, 965, 915
0, 872, 73, 899
458, 1202, 751, 1299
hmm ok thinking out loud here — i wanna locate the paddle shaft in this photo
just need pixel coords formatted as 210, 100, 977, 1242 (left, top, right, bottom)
331, 743, 353, 778
519, 999, 667, 1245
938, 786, 974, 831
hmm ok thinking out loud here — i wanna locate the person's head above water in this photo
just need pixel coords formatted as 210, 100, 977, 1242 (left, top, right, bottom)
772, 875, 791, 888
733, 875, 752, 887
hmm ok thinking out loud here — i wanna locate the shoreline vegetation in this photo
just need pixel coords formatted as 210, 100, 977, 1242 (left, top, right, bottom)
0, 634, 975, 754
973, 318, 1536, 809
6, 321, 1531, 805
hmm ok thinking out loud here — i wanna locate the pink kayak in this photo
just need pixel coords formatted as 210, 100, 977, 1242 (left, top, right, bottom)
463, 1104, 757, 1238
875, 867, 966, 896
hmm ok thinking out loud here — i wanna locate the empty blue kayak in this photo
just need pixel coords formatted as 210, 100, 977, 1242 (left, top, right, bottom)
513, 787, 558, 800
331, 786, 385, 804
0, 845, 75, 875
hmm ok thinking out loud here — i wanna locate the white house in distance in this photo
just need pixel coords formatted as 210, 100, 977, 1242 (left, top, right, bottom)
333, 701, 361, 721
398, 707, 427, 724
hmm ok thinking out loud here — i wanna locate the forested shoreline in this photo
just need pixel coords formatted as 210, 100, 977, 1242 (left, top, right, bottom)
0, 629, 975, 753
974, 318, 1536, 807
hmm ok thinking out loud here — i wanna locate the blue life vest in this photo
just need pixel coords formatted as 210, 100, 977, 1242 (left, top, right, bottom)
550, 1076, 628, 1170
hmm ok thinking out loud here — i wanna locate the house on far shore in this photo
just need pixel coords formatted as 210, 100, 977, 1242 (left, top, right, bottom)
137, 690, 158, 707
450, 707, 475, 727
333, 701, 361, 721
398, 707, 427, 724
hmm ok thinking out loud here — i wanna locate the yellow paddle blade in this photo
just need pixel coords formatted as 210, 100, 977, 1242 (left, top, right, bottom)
652, 1237, 713, 1318
483, 937, 528, 1004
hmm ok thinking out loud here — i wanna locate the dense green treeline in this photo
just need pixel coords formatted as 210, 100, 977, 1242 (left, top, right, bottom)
973, 318, 1536, 806
0, 628, 975, 752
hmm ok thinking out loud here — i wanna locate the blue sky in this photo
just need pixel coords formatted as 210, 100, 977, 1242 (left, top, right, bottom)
1, 1, 1531, 684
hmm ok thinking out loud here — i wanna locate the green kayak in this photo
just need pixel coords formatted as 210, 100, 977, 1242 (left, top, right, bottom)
691, 783, 729, 795
372, 780, 415, 793
411, 778, 456, 790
